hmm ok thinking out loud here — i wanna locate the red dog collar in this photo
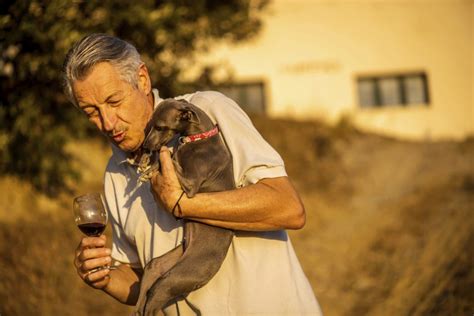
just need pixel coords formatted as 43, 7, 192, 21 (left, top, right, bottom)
179, 125, 219, 144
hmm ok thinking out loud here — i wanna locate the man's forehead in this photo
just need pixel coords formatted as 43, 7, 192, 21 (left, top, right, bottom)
73, 63, 127, 104
74, 83, 124, 106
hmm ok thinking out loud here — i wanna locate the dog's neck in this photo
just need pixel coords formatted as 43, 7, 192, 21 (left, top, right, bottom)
183, 122, 208, 135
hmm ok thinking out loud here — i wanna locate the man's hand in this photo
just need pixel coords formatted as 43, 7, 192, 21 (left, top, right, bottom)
75, 235, 143, 305
74, 235, 113, 289
150, 146, 183, 213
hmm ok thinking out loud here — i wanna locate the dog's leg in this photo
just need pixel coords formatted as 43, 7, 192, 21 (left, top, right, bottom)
135, 244, 184, 315
143, 222, 234, 315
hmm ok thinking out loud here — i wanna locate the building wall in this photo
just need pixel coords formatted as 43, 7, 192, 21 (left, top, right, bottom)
197, 0, 473, 140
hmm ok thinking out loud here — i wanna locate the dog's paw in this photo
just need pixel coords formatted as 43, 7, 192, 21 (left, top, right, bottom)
138, 165, 160, 183
138, 172, 152, 183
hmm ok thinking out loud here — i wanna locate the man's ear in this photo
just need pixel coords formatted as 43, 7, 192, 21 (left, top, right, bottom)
179, 109, 200, 124
137, 63, 151, 95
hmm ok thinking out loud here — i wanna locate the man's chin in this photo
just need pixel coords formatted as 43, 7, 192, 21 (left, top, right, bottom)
116, 139, 143, 153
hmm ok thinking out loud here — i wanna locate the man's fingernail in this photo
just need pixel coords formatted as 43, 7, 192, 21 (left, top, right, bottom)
105, 249, 111, 255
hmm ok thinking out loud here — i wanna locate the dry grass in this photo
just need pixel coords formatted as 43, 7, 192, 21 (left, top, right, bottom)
0, 118, 472, 315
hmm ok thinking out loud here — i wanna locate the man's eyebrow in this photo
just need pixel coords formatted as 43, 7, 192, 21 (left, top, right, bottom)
77, 100, 92, 109
76, 92, 122, 108
105, 92, 123, 102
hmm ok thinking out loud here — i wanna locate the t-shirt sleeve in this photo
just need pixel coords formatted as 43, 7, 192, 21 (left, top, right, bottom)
103, 163, 141, 268
188, 92, 287, 187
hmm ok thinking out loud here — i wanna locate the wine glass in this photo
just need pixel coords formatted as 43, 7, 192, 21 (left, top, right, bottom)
73, 192, 117, 271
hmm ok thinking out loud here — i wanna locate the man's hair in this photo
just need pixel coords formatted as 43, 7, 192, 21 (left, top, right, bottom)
63, 33, 142, 106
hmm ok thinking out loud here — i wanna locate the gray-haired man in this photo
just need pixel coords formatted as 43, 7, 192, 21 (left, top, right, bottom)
64, 33, 321, 315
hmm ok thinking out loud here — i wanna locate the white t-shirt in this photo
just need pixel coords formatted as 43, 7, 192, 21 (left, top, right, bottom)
104, 89, 322, 315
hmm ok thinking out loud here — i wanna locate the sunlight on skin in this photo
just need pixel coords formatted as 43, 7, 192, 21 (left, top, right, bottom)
72, 62, 154, 153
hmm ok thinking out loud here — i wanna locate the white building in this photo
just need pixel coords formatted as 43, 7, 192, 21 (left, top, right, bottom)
195, 0, 473, 140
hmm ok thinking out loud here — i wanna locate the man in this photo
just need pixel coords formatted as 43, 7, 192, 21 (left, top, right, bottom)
64, 33, 322, 315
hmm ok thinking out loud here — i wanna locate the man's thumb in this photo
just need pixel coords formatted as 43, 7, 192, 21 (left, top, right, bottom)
159, 146, 173, 174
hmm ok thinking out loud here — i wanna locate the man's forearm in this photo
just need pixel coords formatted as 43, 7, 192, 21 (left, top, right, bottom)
178, 177, 306, 231
150, 148, 306, 231
103, 264, 142, 305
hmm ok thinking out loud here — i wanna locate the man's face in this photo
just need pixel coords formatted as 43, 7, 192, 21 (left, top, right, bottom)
72, 62, 153, 152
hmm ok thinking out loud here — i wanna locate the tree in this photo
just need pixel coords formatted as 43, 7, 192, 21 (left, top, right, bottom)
0, 0, 270, 195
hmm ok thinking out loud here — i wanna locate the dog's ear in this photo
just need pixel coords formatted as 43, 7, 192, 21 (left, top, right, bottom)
179, 109, 200, 124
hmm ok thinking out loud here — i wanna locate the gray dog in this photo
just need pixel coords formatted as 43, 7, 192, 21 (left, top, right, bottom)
134, 99, 235, 315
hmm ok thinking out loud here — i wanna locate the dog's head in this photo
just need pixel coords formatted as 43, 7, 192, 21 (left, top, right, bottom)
143, 99, 200, 151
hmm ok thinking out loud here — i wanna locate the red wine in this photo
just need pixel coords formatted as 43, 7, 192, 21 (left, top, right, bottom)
78, 222, 106, 236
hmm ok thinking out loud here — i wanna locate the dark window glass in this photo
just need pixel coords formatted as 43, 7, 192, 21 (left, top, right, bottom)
379, 77, 402, 106
403, 75, 428, 104
358, 79, 377, 108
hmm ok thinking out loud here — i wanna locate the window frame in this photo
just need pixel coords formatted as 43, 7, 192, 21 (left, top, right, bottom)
356, 72, 430, 108
217, 80, 267, 115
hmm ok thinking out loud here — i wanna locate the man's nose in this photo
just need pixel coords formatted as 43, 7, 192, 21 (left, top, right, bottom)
100, 106, 117, 132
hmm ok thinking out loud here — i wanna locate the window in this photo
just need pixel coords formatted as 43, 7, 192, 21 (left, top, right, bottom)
218, 81, 266, 114
357, 72, 429, 108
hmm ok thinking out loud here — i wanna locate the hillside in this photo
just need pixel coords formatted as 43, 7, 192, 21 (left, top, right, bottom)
0, 117, 472, 315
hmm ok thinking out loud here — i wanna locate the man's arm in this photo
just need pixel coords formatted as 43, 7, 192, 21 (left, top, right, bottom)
104, 264, 142, 305
150, 147, 306, 231
74, 235, 142, 305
